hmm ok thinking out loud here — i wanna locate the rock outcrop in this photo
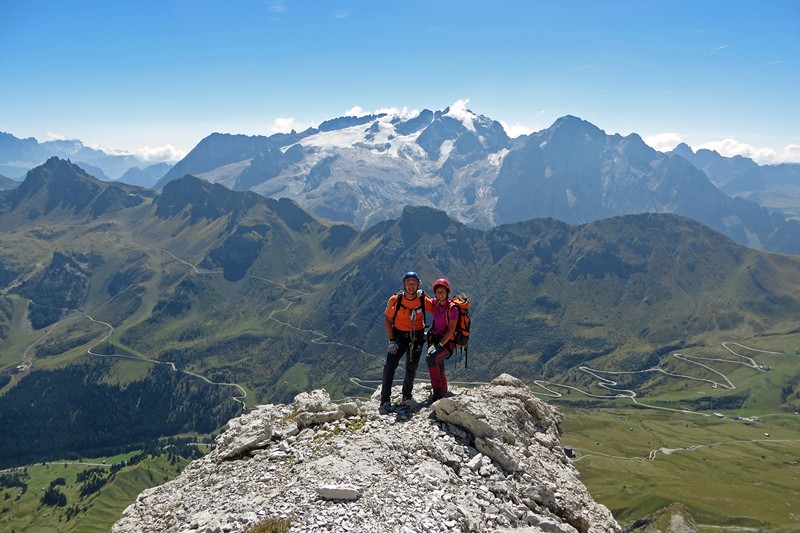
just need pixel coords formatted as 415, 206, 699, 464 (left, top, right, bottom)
112, 374, 620, 533
623, 503, 699, 533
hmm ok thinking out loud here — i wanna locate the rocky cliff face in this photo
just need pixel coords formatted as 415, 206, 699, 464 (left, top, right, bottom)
112, 374, 620, 533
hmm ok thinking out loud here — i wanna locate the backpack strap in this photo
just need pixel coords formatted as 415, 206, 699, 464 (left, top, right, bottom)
391, 290, 404, 325
444, 299, 457, 327
419, 290, 427, 329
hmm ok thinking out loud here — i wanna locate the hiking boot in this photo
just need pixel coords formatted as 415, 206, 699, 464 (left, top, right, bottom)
431, 388, 443, 401
379, 402, 392, 415
401, 394, 415, 406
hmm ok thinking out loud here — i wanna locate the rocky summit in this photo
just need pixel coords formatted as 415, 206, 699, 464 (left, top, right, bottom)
111, 374, 620, 533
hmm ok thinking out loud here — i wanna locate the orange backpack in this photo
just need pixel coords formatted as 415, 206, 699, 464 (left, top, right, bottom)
447, 295, 471, 367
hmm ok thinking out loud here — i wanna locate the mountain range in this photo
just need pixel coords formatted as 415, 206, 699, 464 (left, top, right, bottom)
0, 173, 17, 190
3, 106, 799, 256
672, 142, 800, 221
0, 131, 171, 183
143, 108, 800, 255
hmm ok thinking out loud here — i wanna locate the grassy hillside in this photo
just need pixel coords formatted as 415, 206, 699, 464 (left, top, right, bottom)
3, 168, 800, 416
0, 445, 202, 533
553, 331, 800, 531
562, 403, 800, 532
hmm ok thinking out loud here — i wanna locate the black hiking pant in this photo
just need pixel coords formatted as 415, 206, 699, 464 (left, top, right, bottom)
380, 330, 424, 403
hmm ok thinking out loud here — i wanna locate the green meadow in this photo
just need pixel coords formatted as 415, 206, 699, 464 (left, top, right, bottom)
0, 449, 198, 533
557, 333, 800, 532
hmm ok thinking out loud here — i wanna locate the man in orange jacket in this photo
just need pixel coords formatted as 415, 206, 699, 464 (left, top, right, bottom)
380, 272, 426, 411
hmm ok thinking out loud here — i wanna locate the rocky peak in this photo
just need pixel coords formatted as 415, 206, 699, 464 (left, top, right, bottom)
8, 157, 100, 213
112, 374, 620, 533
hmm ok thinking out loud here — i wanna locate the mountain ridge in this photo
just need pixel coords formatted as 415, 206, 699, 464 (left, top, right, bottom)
3, 108, 799, 254
143, 107, 800, 255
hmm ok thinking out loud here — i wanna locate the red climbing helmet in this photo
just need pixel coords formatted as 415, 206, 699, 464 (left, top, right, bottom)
432, 278, 451, 294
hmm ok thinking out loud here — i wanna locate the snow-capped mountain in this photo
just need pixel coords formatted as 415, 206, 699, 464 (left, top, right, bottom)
154, 105, 800, 255
4, 104, 797, 253
155, 105, 511, 229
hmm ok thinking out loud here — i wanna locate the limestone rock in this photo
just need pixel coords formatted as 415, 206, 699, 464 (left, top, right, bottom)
316, 484, 361, 501
211, 404, 273, 461
111, 373, 620, 533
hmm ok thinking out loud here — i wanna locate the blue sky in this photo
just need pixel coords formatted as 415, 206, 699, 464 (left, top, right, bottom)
1, 1, 798, 164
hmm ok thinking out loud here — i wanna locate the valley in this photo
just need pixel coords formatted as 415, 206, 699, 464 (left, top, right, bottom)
18, 222, 797, 414
7, 228, 800, 531
561, 402, 800, 532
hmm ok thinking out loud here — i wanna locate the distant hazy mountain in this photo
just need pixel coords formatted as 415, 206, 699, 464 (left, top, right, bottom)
671, 142, 800, 221
73, 161, 110, 181
6, 108, 798, 252
117, 162, 173, 188
153, 108, 800, 255
0, 174, 18, 190
152, 107, 511, 229
0, 131, 149, 180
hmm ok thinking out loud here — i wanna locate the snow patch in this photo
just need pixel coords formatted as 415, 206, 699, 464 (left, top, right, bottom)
283, 115, 426, 161
437, 140, 455, 164
299, 126, 373, 150
487, 148, 509, 167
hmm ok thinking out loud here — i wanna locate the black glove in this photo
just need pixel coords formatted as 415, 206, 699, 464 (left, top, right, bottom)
427, 343, 442, 356
387, 340, 399, 355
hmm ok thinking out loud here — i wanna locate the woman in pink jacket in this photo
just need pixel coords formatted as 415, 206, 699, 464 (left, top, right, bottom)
425, 278, 458, 401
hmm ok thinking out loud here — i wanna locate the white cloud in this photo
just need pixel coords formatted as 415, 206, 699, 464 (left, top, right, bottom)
374, 106, 419, 120
644, 132, 684, 152
134, 144, 185, 163
445, 99, 475, 131
45, 132, 67, 141
268, 2, 286, 14
90, 142, 184, 163
344, 106, 366, 117
501, 121, 534, 138
783, 144, 800, 163
697, 138, 780, 164
271, 117, 298, 134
